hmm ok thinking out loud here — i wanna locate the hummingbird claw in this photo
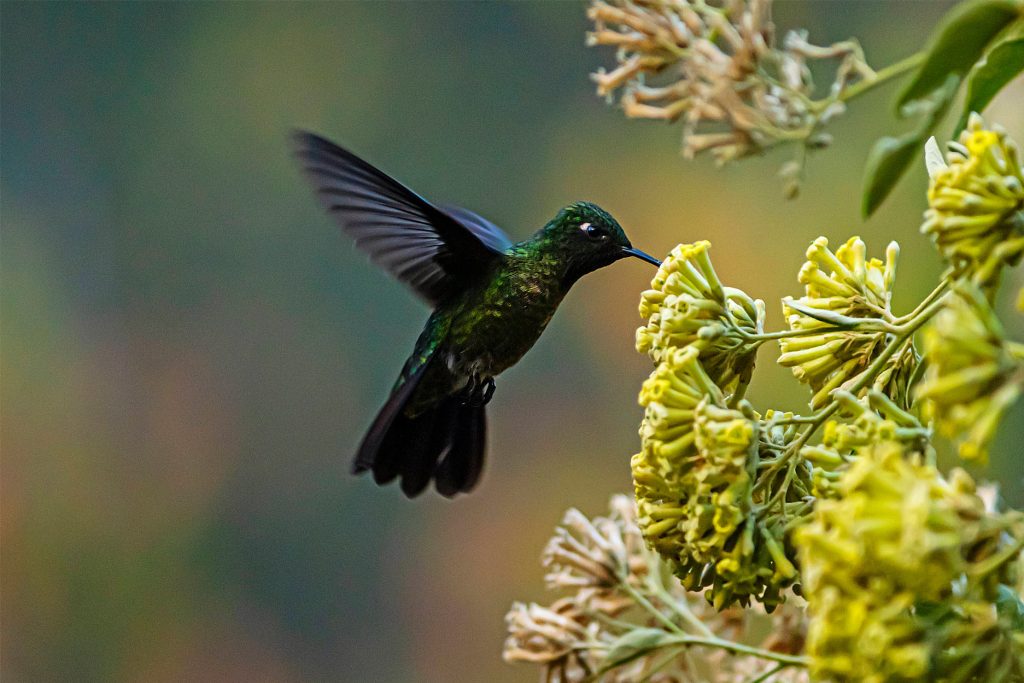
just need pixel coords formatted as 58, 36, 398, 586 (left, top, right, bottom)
481, 378, 496, 405
462, 374, 496, 407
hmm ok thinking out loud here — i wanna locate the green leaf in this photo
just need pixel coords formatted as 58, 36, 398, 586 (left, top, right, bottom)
957, 36, 1024, 132
995, 584, 1024, 630
864, 75, 960, 217
914, 600, 954, 624
862, 135, 924, 217
896, 0, 1021, 112
782, 298, 868, 328
600, 628, 676, 671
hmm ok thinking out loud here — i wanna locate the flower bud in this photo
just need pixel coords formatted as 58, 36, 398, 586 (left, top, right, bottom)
922, 114, 1024, 285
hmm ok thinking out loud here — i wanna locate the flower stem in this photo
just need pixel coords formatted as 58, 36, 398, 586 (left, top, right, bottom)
618, 573, 687, 635
969, 528, 1024, 579
660, 633, 810, 667
835, 50, 926, 105
895, 279, 950, 325
753, 403, 837, 499
743, 327, 833, 342
892, 290, 951, 339
749, 663, 790, 683
1005, 340, 1024, 361
647, 580, 715, 638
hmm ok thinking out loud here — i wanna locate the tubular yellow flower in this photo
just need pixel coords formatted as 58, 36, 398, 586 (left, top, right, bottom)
634, 348, 722, 556
795, 441, 986, 683
637, 241, 765, 395
634, 355, 795, 608
800, 390, 932, 503
923, 114, 1024, 285
916, 283, 1022, 462
687, 401, 757, 557
821, 390, 930, 454
636, 346, 718, 476
779, 236, 912, 409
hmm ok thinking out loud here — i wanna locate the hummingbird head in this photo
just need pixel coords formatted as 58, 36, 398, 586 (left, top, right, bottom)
539, 202, 660, 286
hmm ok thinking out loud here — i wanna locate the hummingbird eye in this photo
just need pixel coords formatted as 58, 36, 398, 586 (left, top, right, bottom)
580, 222, 607, 241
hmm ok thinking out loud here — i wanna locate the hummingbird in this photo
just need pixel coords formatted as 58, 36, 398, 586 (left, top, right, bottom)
294, 132, 660, 498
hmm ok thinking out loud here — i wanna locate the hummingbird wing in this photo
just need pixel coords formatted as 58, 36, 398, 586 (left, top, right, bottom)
436, 204, 511, 253
293, 132, 513, 305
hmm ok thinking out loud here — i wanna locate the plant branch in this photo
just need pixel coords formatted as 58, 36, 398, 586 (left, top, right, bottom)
617, 573, 687, 635
824, 50, 927, 109
660, 634, 810, 667
749, 662, 790, 683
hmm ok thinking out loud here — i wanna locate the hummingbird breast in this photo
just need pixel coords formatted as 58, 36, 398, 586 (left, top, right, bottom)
443, 255, 567, 381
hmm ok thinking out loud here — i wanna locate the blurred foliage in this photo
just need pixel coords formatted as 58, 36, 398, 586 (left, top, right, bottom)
2, 2, 1023, 682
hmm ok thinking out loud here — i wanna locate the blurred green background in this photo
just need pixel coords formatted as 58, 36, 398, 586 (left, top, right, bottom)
2, 2, 1022, 681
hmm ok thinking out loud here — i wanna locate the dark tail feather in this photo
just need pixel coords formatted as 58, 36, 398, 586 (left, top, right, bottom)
351, 363, 427, 476
371, 403, 436, 490
352, 372, 488, 498
434, 403, 486, 497
396, 398, 457, 497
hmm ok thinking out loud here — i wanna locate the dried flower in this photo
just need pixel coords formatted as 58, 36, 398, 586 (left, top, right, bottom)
508, 496, 814, 682
916, 283, 1022, 462
637, 241, 764, 395
779, 236, 913, 409
922, 114, 1024, 285
795, 441, 987, 682
587, 0, 874, 171
504, 598, 603, 680
543, 494, 646, 614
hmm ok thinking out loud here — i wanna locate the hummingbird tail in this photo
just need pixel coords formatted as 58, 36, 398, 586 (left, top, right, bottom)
433, 401, 487, 497
352, 366, 487, 498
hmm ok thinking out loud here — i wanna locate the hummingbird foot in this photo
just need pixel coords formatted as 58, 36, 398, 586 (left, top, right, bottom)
481, 377, 496, 404
462, 374, 496, 407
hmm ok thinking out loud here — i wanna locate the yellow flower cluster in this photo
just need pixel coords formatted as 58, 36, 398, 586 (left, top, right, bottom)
635, 346, 721, 482
779, 236, 911, 409
634, 346, 795, 609
923, 114, 1024, 285
637, 241, 764, 394
800, 390, 931, 500
795, 442, 985, 682
917, 284, 1021, 462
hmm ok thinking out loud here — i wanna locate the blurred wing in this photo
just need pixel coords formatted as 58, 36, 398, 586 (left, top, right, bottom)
293, 132, 511, 304
438, 204, 512, 254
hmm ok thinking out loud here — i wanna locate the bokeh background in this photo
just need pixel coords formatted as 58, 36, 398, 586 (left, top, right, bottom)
3, 2, 1022, 681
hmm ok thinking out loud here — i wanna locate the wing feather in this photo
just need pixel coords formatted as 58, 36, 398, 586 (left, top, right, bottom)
293, 132, 513, 304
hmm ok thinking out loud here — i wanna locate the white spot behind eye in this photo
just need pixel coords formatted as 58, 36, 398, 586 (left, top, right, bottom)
579, 222, 591, 232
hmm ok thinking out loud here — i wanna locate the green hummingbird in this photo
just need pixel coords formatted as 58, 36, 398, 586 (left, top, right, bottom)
294, 132, 660, 498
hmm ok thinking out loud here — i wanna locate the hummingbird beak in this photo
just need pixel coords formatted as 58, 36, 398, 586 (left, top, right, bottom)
622, 247, 662, 267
